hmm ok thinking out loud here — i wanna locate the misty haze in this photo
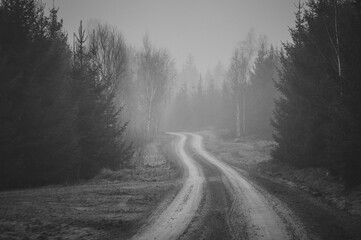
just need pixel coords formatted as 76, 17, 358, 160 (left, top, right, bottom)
1, 0, 361, 239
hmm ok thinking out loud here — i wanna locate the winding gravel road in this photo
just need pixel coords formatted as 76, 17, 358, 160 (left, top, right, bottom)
189, 133, 300, 240
132, 133, 204, 240
132, 132, 308, 240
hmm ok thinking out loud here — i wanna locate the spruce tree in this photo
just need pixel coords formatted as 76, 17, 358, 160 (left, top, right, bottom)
272, 0, 361, 188
247, 44, 279, 138
0, 0, 78, 188
72, 21, 132, 179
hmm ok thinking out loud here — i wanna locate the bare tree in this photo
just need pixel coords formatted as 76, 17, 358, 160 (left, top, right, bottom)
305, 0, 342, 96
326, 0, 342, 96
229, 49, 243, 137
138, 36, 175, 138
180, 54, 199, 93
228, 30, 257, 137
88, 23, 128, 100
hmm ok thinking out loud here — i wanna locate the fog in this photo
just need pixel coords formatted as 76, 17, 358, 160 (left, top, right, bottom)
38, 0, 297, 140
161, 30, 279, 137
44, 0, 297, 73
2, 1, 361, 238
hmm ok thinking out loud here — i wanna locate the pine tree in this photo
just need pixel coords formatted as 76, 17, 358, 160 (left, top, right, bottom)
272, 0, 361, 188
0, 0, 78, 188
72, 21, 132, 179
194, 75, 204, 129
272, 1, 327, 167
247, 44, 279, 137
220, 80, 235, 134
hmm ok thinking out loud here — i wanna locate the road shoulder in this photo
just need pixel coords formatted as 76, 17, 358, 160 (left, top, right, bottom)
0, 133, 181, 240
202, 131, 361, 240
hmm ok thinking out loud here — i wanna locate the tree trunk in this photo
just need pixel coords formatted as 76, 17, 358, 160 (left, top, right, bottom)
147, 101, 152, 137
334, 1, 342, 96
236, 100, 241, 138
155, 117, 159, 134
242, 92, 246, 134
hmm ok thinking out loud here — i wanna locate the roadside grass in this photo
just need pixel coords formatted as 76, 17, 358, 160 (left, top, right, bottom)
202, 130, 361, 216
255, 161, 349, 208
94, 133, 181, 183
0, 180, 174, 240
94, 165, 178, 183
0, 133, 181, 240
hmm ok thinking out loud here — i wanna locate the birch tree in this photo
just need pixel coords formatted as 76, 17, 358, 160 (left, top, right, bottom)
88, 23, 128, 101
138, 36, 175, 138
272, 0, 361, 188
228, 30, 257, 137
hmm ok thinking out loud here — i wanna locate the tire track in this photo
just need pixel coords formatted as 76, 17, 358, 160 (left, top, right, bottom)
180, 141, 234, 240
131, 133, 204, 240
189, 132, 308, 240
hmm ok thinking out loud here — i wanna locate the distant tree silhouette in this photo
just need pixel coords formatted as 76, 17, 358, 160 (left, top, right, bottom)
247, 44, 279, 138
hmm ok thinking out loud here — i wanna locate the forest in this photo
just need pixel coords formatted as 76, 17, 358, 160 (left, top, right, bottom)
167, 0, 361, 189
0, 0, 175, 189
1, 0, 361, 190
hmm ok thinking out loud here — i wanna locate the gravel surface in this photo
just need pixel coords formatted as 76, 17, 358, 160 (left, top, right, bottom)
202, 131, 361, 240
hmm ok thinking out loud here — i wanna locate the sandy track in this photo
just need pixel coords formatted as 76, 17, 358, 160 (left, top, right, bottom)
132, 133, 204, 240
189, 133, 297, 240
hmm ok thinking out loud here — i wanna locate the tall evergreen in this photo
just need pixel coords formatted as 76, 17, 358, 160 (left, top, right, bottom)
0, 0, 78, 188
0, 0, 132, 189
272, 0, 361, 188
72, 21, 132, 179
220, 79, 235, 133
247, 45, 279, 137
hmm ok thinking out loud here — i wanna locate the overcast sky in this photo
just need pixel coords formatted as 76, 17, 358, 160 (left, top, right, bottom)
44, 0, 300, 74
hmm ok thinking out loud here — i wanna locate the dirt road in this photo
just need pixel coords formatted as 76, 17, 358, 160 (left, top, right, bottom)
132, 133, 204, 240
189, 133, 308, 240
133, 132, 308, 240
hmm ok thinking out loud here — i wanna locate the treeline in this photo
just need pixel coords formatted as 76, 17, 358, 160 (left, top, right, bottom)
167, 0, 361, 188
228, 35, 280, 138
0, 0, 132, 189
272, 0, 361, 188
0, 0, 174, 190
165, 57, 226, 131
166, 37, 279, 139
126, 36, 175, 142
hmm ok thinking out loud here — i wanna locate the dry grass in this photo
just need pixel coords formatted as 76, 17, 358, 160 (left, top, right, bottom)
94, 165, 178, 183
94, 134, 180, 183
0, 133, 181, 240
0, 180, 177, 240
202, 130, 361, 215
